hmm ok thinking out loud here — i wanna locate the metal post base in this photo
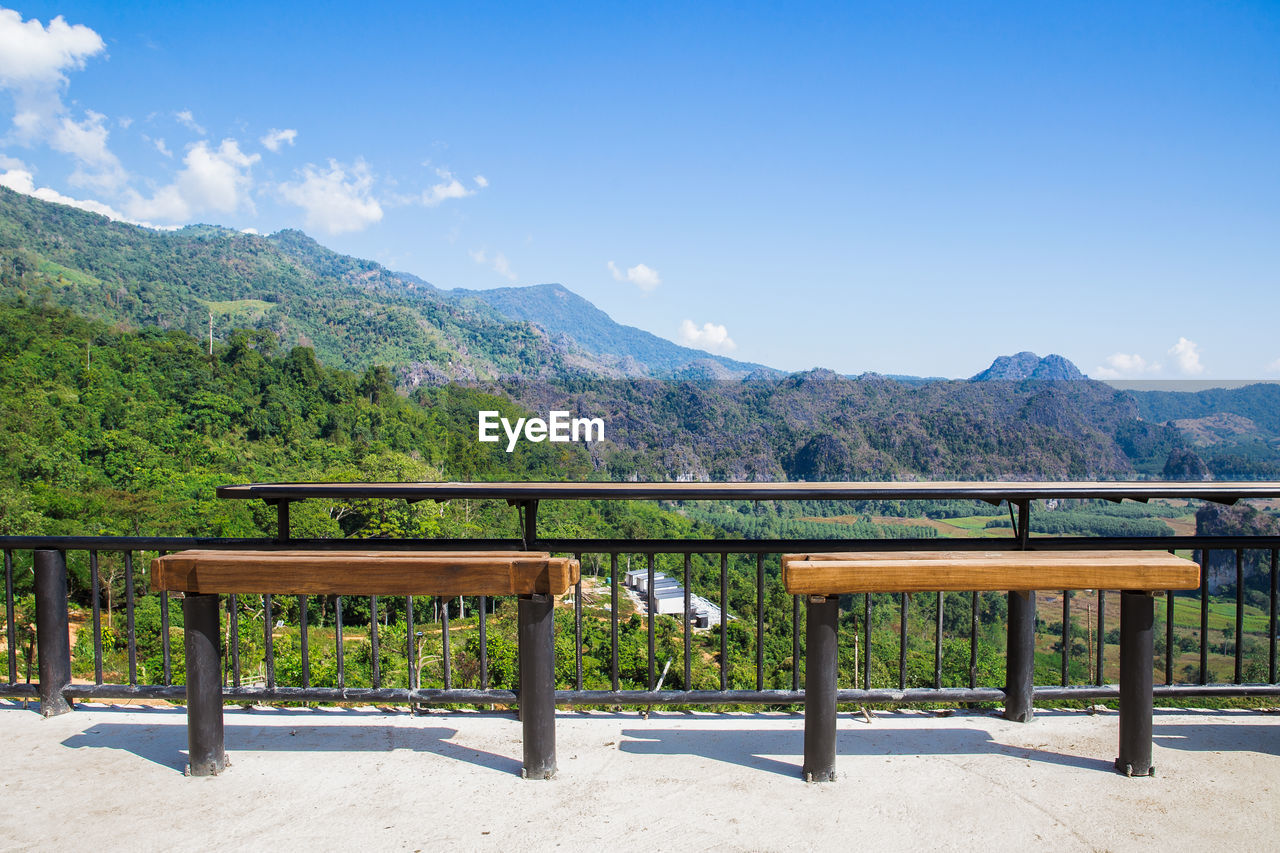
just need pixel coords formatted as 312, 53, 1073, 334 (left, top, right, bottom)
1116, 590, 1154, 777
34, 550, 72, 717
803, 595, 839, 782
1004, 591, 1036, 723
184, 594, 227, 776
519, 593, 556, 780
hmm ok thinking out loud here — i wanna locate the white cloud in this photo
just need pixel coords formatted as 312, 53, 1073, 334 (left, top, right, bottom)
127, 138, 260, 222
1, 167, 120, 218
150, 136, 172, 158
0, 166, 175, 229
260, 128, 297, 152
175, 109, 206, 135
0, 10, 125, 191
608, 260, 662, 292
469, 248, 517, 282
1169, 337, 1205, 375
117, 116, 132, 129
0, 9, 103, 88
423, 168, 486, 206
1092, 352, 1162, 380
679, 319, 737, 354
424, 168, 471, 205
277, 158, 383, 234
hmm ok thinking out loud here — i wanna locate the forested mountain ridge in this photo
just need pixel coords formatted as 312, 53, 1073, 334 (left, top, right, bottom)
490, 371, 1183, 481
0, 187, 621, 382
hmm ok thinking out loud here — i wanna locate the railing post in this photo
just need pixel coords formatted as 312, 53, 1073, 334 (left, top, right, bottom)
34, 550, 72, 717
518, 592, 556, 779
1116, 590, 1155, 777
1004, 590, 1035, 722
184, 593, 227, 776
803, 594, 839, 782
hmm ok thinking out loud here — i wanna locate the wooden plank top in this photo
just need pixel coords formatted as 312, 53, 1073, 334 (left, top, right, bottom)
215, 480, 1280, 505
781, 550, 1200, 594
151, 550, 580, 596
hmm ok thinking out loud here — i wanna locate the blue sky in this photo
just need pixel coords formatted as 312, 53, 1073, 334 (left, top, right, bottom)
1, 2, 1277, 379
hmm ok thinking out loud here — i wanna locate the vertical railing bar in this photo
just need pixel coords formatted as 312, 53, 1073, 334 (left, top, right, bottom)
934, 590, 943, 689
1234, 549, 1244, 685
1200, 549, 1209, 685
899, 593, 908, 690
1166, 548, 1176, 686
719, 553, 728, 691
610, 553, 619, 692
370, 595, 381, 689
89, 550, 102, 685
299, 595, 310, 689
476, 595, 487, 691
336, 595, 345, 690
156, 551, 171, 685
683, 553, 691, 691
864, 592, 872, 692
574, 552, 583, 692
263, 594, 275, 691
406, 596, 416, 689
4, 550, 16, 685
229, 594, 241, 687
792, 593, 801, 692
647, 553, 656, 690
160, 585, 172, 685
124, 551, 137, 686
1270, 549, 1278, 685
1096, 589, 1107, 686
442, 596, 452, 691
756, 553, 765, 691
1061, 590, 1070, 687
969, 590, 978, 690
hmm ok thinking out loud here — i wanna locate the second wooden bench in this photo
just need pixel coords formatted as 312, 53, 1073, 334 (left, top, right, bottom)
151, 549, 579, 779
782, 549, 1200, 782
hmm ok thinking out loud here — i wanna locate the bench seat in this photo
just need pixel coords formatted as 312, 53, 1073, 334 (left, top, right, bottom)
781, 549, 1198, 594
151, 550, 579, 596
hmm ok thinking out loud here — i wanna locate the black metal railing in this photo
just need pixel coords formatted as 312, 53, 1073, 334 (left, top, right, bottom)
3, 533, 1279, 713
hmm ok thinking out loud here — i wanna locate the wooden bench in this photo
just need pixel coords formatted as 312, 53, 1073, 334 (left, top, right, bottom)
151, 550, 579, 778
781, 549, 1200, 782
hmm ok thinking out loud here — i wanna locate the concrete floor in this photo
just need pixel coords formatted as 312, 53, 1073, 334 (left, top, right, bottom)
0, 700, 1276, 852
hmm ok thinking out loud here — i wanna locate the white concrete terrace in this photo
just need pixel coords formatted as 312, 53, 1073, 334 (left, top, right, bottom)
1, 700, 1276, 851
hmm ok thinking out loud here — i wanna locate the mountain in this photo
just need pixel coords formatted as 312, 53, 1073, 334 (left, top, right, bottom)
0, 186, 759, 382
446, 282, 775, 379
971, 352, 1086, 382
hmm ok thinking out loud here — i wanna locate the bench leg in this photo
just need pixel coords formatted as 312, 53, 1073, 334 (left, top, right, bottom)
518, 593, 556, 779
34, 550, 73, 717
1004, 591, 1036, 722
1116, 590, 1155, 777
803, 594, 839, 782
184, 593, 227, 776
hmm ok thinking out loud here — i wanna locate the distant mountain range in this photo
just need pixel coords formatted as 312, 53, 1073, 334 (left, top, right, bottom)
446, 282, 776, 379
4, 184, 1280, 481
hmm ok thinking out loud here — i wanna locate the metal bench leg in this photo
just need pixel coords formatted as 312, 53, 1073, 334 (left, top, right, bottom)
519, 593, 556, 779
1117, 590, 1155, 777
803, 594, 839, 782
34, 550, 73, 717
184, 593, 227, 776
1004, 591, 1036, 722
